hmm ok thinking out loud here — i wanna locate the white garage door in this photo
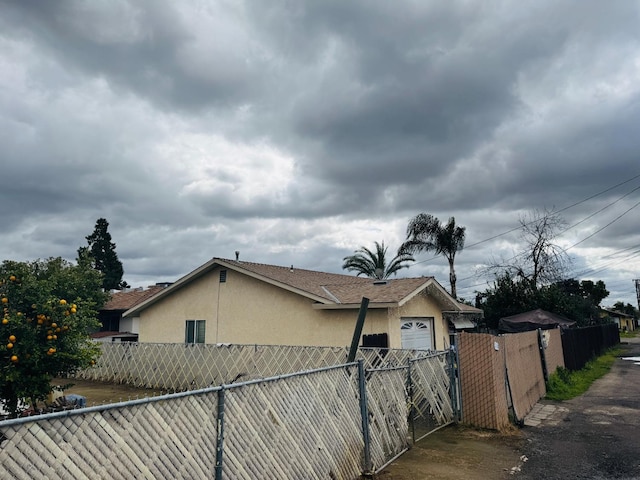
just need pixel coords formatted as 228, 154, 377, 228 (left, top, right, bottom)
400, 318, 434, 351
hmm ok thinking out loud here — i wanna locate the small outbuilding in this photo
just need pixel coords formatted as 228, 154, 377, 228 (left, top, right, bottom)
498, 308, 576, 333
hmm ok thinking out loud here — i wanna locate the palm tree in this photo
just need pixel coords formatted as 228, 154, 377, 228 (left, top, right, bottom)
342, 241, 415, 279
401, 214, 466, 299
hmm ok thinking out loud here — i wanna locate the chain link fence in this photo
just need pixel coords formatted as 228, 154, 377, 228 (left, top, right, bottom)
1, 347, 457, 478
75, 342, 435, 390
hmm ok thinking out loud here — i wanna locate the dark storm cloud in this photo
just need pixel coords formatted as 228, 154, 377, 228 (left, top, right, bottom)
1, 0, 639, 305
1, 0, 267, 112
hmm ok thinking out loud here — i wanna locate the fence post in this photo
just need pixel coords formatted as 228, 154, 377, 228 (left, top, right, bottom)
407, 358, 416, 444
450, 338, 463, 422
348, 298, 370, 363
357, 360, 373, 476
447, 348, 458, 422
537, 329, 549, 383
215, 387, 226, 480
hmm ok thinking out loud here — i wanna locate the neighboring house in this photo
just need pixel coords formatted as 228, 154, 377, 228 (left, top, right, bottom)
95, 284, 169, 342
124, 258, 483, 351
601, 308, 635, 332
498, 309, 576, 333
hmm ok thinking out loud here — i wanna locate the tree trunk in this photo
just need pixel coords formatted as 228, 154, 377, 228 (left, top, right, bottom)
448, 258, 457, 300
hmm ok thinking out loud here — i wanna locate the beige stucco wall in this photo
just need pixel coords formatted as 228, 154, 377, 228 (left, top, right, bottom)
138, 271, 220, 344
138, 267, 450, 349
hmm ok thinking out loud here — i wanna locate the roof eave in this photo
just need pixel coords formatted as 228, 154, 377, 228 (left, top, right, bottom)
124, 257, 220, 317
313, 302, 398, 310
126, 257, 337, 317
397, 277, 435, 307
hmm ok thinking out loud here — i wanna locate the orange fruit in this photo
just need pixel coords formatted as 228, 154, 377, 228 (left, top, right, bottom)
7, 343, 14, 349
70, 307, 77, 314
1, 298, 8, 304
8, 335, 16, 342
51, 323, 57, 328
59, 299, 67, 305
9, 275, 16, 282
1, 319, 8, 325
47, 335, 53, 341
10, 355, 18, 363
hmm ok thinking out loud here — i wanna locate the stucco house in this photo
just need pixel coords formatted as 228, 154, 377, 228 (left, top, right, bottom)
124, 258, 483, 351
95, 285, 168, 342
601, 308, 636, 332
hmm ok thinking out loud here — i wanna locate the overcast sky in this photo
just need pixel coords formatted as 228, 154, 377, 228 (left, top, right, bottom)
1, 1, 639, 308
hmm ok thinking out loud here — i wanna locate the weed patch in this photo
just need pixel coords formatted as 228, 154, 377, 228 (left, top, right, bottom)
545, 347, 621, 401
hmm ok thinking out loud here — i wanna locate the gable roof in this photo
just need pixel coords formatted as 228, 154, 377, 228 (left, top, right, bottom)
102, 285, 166, 311
601, 308, 634, 319
124, 257, 480, 317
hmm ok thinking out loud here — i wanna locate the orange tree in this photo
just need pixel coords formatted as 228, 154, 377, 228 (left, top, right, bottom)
0, 257, 107, 417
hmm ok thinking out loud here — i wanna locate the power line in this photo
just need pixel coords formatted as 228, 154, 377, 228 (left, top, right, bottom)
455, 240, 640, 295
464, 172, 640, 250
565, 198, 640, 250
557, 184, 640, 236
408, 173, 640, 267
406, 174, 640, 296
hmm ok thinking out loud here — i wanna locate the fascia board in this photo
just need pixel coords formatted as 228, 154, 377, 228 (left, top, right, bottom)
312, 302, 398, 310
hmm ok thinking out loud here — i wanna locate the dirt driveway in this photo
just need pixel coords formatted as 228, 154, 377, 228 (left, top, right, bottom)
378, 336, 640, 480
375, 425, 526, 479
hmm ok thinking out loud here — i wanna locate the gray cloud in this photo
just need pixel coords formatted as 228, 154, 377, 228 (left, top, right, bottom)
1, 0, 639, 306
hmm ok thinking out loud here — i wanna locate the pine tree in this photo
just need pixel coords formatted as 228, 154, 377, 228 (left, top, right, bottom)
80, 218, 129, 290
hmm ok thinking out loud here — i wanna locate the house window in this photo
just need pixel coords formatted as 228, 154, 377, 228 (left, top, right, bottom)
185, 320, 206, 344
220, 270, 227, 283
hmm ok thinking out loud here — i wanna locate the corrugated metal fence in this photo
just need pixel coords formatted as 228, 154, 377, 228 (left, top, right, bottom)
0, 347, 457, 479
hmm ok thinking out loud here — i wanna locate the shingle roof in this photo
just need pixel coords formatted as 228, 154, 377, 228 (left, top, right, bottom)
214, 259, 442, 306
124, 257, 479, 316
103, 285, 166, 311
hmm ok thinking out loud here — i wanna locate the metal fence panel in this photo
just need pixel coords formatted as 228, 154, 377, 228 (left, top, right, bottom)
2, 345, 456, 479
409, 352, 455, 441
222, 367, 364, 480
365, 367, 410, 470
0, 391, 219, 480
78, 343, 434, 391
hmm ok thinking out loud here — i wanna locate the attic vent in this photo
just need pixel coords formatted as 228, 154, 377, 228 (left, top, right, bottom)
220, 270, 227, 283
373, 280, 388, 285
